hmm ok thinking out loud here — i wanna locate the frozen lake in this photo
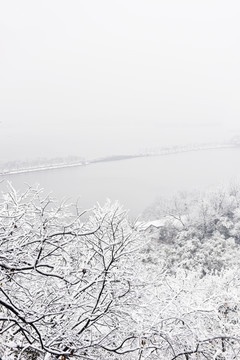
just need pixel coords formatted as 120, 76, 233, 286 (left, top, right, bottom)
1, 147, 240, 218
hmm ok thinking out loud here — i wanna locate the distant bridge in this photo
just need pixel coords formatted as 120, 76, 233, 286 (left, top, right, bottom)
0, 141, 238, 176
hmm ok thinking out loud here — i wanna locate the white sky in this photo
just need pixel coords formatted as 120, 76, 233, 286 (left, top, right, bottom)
0, 0, 240, 161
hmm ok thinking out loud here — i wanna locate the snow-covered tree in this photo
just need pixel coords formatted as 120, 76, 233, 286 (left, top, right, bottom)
1, 184, 240, 360
0, 185, 141, 359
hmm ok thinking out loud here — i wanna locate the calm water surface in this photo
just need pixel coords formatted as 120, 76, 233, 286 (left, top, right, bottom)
1, 148, 240, 218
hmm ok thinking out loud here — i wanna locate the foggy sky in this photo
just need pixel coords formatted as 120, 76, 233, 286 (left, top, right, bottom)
0, 1, 240, 161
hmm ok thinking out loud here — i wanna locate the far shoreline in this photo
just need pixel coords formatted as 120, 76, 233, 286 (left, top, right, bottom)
0, 141, 238, 176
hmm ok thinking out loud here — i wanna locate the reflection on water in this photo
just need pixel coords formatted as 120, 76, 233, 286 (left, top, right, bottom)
1, 148, 240, 218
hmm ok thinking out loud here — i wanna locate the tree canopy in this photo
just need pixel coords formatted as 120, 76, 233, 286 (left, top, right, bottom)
1, 185, 240, 359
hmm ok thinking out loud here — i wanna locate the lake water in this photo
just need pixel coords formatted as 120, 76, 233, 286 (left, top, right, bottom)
1, 147, 240, 218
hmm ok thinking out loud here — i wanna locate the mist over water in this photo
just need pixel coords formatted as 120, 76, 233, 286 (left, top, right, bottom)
1, 0, 240, 214
1, 147, 240, 218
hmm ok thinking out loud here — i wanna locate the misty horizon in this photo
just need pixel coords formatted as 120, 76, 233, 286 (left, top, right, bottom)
1, 0, 240, 162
